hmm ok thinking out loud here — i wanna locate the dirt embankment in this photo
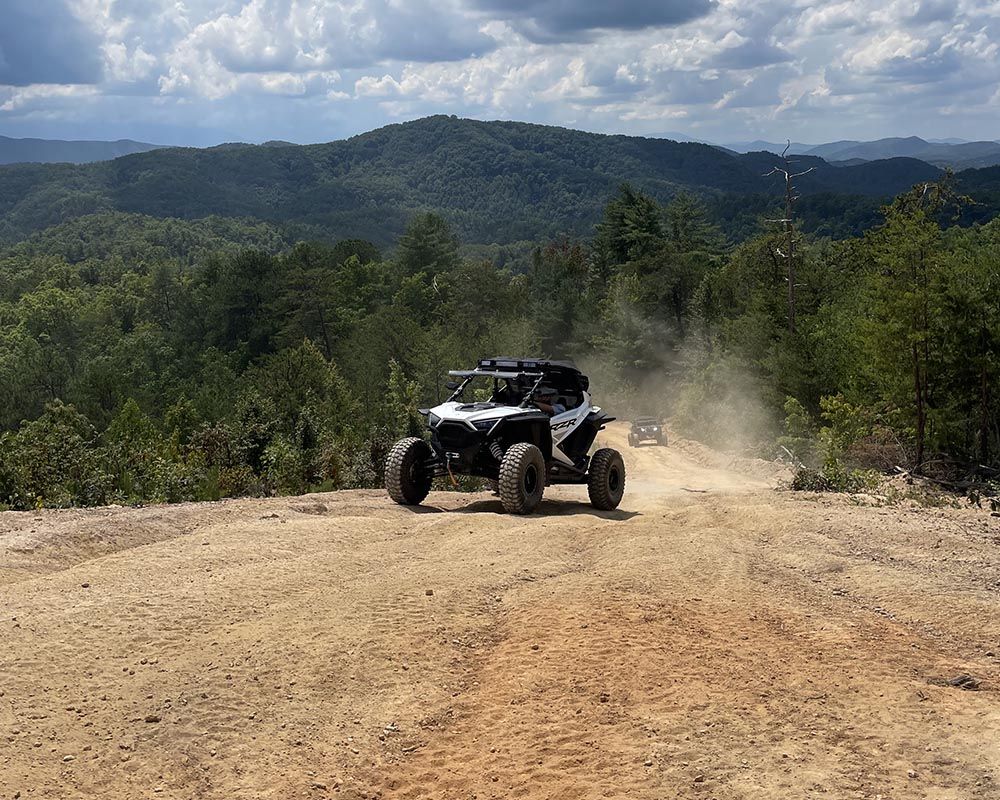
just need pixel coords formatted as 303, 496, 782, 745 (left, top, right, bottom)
2, 424, 999, 799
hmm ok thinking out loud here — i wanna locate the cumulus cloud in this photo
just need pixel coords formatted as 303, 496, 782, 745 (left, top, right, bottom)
154, 0, 498, 99
0, 0, 104, 86
170, 0, 494, 74
2, 0, 1000, 144
0, 83, 100, 113
468, 0, 718, 42
711, 38, 792, 70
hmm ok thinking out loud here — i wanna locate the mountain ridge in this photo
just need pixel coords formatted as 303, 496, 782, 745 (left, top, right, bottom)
725, 135, 1000, 170
2, 116, 992, 247
0, 135, 166, 165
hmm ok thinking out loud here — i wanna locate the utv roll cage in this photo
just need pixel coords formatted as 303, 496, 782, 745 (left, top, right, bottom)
445, 357, 592, 411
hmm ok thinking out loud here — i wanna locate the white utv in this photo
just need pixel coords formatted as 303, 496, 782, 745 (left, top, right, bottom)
384, 357, 626, 514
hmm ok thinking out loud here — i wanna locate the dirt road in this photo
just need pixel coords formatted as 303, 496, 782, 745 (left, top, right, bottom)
2, 424, 999, 799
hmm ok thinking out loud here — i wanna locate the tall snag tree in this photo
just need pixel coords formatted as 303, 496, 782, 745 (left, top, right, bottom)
765, 143, 814, 334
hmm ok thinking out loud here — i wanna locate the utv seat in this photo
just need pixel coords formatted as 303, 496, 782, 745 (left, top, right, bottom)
559, 390, 585, 410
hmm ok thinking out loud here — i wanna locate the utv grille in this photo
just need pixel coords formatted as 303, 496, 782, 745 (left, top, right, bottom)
434, 421, 481, 451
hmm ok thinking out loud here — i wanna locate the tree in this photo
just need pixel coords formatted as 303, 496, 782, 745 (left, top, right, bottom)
860, 181, 963, 471
102, 398, 173, 502
204, 249, 280, 359
764, 144, 815, 333
3, 401, 106, 508
665, 192, 723, 253
385, 359, 424, 438
396, 213, 460, 277
934, 222, 1000, 465
529, 240, 590, 353
593, 183, 664, 275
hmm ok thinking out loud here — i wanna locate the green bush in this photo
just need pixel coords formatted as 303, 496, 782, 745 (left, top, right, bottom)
778, 396, 818, 465
1, 401, 110, 508
790, 463, 880, 493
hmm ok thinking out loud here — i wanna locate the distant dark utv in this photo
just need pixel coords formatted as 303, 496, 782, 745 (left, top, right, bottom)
628, 418, 666, 447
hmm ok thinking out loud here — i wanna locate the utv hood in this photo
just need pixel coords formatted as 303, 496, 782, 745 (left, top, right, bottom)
428, 401, 537, 428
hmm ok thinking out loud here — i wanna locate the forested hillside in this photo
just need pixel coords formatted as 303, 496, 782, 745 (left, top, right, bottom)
4, 116, 992, 248
0, 171, 997, 509
0, 117, 997, 509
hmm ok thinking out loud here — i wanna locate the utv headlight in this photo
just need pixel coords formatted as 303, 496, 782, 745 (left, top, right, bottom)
472, 418, 498, 431
428, 412, 441, 427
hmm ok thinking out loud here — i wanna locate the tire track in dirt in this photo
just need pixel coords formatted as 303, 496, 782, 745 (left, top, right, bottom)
2, 425, 999, 799
376, 493, 1000, 800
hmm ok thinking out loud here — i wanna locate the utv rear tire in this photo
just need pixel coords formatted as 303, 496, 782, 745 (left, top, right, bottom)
588, 448, 626, 511
385, 437, 433, 506
498, 442, 545, 514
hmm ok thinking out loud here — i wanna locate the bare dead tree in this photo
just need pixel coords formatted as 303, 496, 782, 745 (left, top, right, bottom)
764, 141, 815, 334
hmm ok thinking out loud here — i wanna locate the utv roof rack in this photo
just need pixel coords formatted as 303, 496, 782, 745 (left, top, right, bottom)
477, 357, 582, 374
476, 357, 589, 391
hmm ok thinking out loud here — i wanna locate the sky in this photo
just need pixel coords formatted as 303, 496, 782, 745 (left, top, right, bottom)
1, 0, 998, 146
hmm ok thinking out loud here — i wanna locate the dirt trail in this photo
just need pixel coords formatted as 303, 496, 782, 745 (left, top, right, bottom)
2, 423, 999, 799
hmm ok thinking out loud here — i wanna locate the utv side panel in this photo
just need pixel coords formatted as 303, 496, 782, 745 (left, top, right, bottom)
496, 414, 552, 462
559, 411, 608, 462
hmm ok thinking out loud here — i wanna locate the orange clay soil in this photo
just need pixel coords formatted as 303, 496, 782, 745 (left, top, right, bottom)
1, 423, 999, 800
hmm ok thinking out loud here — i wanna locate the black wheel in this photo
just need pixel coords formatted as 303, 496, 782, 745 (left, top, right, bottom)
385, 437, 433, 505
588, 448, 626, 511
498, 442, 545, 514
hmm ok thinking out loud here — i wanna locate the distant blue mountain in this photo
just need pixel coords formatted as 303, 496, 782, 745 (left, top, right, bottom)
721, 136, 1000, 170
0, 136, 165, 165
811, 138, 1000, 170
722, 140, 815, 155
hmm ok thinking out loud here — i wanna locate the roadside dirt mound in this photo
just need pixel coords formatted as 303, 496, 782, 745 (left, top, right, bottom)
2, 424, 998, 799
658, 423, 793, 486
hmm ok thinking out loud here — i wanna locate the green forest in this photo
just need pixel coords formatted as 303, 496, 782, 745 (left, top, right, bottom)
4, 116, 1000, 248
0, 174, 997, 509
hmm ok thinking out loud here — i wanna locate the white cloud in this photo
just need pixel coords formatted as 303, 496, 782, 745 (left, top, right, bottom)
2, 0, 999, 144
0, 84, 100, 113
103, 42, 158, 82
848, 31, 929, 72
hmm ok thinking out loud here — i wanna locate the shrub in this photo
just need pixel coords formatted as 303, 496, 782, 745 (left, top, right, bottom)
2, 401, 110, 508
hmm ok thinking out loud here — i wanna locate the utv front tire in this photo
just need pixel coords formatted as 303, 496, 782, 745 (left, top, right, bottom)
385, 437, 434, 506
498, 442, 545, 514
588, 448, 626, 511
